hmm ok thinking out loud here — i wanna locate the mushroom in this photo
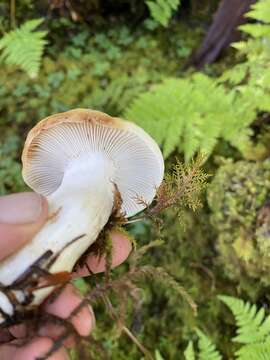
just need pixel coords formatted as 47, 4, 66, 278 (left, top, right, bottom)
0, 109, 164, 324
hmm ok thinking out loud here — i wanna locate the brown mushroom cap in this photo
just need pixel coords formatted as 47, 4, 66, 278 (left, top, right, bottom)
22, 109, 164, 217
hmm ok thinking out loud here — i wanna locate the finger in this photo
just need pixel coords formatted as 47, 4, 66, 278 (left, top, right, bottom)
0, 193, 48, 261
0, 337, 68, 360
8, 324, 26, 339
41, 284, 94, 340
74, 229, 132, 277
9, 285, 94, 342
0, 329, 12, 344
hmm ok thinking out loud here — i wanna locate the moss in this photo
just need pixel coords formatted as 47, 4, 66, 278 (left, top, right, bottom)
207, 159, 270, 288
0, 132, 26, 194
86, 206, 237, 359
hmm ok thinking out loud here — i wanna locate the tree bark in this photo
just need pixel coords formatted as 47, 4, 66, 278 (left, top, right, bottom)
190, 0, 255, 68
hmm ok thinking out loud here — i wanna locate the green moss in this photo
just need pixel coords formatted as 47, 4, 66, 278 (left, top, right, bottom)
208, 159, 270, 288
86, 207, 236, 359
0, 132, 26, 194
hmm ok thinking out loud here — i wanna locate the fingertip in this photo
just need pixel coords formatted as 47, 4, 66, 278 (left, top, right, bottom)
0, 337, 68, 360
44, 284, 94, 337
110, 229, 133, 268
75, 229, 132, 275
8, 324, 26, 339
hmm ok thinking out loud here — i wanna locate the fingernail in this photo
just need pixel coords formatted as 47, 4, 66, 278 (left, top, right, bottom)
0, 192, 44, 224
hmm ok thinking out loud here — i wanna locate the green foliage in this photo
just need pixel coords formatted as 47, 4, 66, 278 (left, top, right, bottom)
207, 159, 270, 290
217, 0, 270, 161
125, 0, 270, 163
125, 74, 254, 161
73, 278, 91, 296
242, 0, 270, 28
147, 155, 209, 218
155, 349, 165, 360
0, 134, 25, 194
146, 0, 181, 26
219, 296, 270, 345
220, 0, 270, 73
92, 193, 217, 359
186, 296, 270, 360
235, 340, 270, 360
0, 19, 47, 78
184, 341, 195, 360
196, 329, 222, 360
219, 296, 270, 360
184, 330, 222, 360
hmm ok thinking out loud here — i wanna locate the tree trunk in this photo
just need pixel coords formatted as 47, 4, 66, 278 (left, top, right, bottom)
189, 0, 255, 68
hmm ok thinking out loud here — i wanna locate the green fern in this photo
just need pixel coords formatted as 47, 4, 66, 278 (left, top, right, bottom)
183, 330, 222, 360
146, 0, 181, 26
236, 339, 270, 360
0, 19, 47, 78
124, 74, 255, 161
196, 329, 222, 360
233, 0, 270, 43
245, 0, 270, 24
126, 0, 270, 161
239, 23, 270, 38
185, 295, 270, 360
219, 0, 270, 130
219, 296, 270, 345
219, 295, 270, 360
184, 341, 195, 360
155, 349, 165, 360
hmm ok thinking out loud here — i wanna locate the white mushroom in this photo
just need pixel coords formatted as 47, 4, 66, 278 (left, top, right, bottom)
0, 109, 164, 324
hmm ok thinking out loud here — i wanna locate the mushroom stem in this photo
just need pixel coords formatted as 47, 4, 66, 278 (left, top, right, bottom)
0, 153, 115, 321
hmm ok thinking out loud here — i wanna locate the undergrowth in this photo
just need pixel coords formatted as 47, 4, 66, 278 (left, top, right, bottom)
125, 0, 270, 162
0, 18, 47, 78
181, 295, 270, 360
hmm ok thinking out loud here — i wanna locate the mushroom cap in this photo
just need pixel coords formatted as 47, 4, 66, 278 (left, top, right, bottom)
22, 109, 164, 217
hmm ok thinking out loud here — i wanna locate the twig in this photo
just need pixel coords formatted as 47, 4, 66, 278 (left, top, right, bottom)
102, 295, 154, 360
123, 326, 154, 360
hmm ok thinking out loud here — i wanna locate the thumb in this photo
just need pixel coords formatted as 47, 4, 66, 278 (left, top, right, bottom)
0, 192, 48, 261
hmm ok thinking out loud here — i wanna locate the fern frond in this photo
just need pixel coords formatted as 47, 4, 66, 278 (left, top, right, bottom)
155, 349, 165, 360
236, 338, 270, 360
219, 64, 248, 85
124, 74, 254, 161
0, 18, 47, 78
245, 0, 270, 23
184, 341, 196, 360
239, 24, 270, 38
125, 78, 186, 158
219, 295, 270, 344
196, 329, 222, 360
231, 41, 248, 51
146, 0, 181, 26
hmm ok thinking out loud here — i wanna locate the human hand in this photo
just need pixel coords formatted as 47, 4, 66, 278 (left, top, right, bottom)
0, 192, 132, 359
